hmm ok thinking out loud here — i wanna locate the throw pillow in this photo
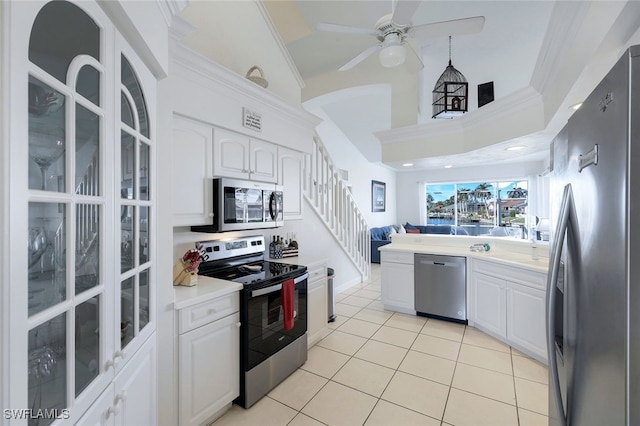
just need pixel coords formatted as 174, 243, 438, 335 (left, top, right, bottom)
406, 229, 420, 234
404, 222, 418, 230
398, 224, 406, 234
388, 226, 397, 240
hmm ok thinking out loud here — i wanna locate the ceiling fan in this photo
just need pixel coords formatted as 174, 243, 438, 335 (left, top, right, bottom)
316, 0, 485, 72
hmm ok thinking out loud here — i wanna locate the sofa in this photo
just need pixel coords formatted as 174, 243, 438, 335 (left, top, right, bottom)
370, 226, 394, 263
370, 223, 470, 263
404, 222, 468, 236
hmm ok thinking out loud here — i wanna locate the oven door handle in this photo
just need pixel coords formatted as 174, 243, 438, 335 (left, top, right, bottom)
250, 272, 309, 298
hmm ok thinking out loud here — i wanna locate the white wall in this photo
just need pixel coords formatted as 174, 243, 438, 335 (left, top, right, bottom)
266, 206, 362, 291
305, 105, 398, 229
396, 160, 547, 226
178, 1, 301, 105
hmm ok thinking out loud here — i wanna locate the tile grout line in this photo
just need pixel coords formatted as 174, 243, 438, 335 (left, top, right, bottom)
439, 319, 467, 424
511, 348, 522, 426
274, 278, 547, 425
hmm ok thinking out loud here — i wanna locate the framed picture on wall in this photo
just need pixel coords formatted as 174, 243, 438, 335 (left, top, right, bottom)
371, 180, 386, 212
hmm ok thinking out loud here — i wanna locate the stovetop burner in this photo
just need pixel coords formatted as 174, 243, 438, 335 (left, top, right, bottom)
199, 259, 306, 287
196, 236, 307, 288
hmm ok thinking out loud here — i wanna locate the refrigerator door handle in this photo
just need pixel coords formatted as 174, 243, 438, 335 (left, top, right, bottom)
547, 184, 579, 426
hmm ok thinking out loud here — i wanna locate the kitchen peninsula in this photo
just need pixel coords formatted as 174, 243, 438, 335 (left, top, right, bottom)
379, 234, 549, 363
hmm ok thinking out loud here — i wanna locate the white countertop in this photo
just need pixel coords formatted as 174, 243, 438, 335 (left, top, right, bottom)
379, 240, 549, 274
174, 255, 327, 310
173, 275, 243, 310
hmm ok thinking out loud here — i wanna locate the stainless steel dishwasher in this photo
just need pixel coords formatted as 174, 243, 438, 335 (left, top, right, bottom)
414, 254, 467, 323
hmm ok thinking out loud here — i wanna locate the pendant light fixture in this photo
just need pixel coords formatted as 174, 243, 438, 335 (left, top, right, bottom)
432, 36, 468, 119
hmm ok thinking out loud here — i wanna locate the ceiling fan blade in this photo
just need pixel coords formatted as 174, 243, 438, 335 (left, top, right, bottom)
339, 44, 382, 71
403, 42, 424, 74
316, 22, 378, 36
392, 0, 421, 25
412, 16, 485, 39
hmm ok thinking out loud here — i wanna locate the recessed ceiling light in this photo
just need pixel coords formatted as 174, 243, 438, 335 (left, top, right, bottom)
402, 163, 414, 167
570, 102, 583, 110
506, 146, 526, 151
444, 165, 452, 169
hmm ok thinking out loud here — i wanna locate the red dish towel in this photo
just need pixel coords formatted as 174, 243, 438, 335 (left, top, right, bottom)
282, 279, 295, 331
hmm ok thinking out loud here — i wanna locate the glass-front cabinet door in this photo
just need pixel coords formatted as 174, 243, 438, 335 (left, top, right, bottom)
118, 51, 154, 356
27, 2, 109, 423
7, 1, 156, 423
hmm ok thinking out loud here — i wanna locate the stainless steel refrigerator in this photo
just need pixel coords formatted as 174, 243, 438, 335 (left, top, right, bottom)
547, 45, 640, 426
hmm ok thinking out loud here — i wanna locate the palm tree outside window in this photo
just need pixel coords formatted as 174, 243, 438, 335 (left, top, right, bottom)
425, 180, 528, 238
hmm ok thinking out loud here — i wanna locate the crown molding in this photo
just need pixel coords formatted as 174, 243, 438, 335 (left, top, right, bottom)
156, 0, 189, 27
172, 43, 321, 130
255, 1, 305, 90
530, 1, 591, 94
169, 14, 196, 41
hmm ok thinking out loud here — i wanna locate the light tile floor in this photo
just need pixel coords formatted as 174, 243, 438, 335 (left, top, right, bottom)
212, 264, 549, 426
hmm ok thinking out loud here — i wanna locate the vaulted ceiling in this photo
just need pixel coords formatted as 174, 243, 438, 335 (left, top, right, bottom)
182, 1, 640, 171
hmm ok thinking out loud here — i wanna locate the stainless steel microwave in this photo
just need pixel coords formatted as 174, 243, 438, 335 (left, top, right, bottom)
191, 178, 283, 233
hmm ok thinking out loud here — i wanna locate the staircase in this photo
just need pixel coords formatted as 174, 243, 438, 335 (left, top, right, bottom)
303, 136, 371, 281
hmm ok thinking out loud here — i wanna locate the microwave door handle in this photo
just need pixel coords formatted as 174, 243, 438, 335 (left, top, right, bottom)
546, 184, 579, 426
269, 192, 276, 221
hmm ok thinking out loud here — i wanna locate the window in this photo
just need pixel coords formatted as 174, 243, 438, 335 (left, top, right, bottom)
426, 180, 529, 238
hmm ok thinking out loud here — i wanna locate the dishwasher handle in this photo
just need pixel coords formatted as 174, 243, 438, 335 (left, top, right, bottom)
418, 259, 461, 268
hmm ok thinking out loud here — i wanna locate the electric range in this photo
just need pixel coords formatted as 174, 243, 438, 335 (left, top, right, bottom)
196, 235, 308, 408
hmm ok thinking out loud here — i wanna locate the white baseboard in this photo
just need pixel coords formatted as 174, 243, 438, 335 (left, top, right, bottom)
334, 276, 363, 294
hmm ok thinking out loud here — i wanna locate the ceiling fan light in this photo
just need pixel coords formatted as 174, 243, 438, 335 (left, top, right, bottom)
379, 44, 406, 68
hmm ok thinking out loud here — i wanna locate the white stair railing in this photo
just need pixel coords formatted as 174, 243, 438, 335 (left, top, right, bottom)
303, 136, 371, 281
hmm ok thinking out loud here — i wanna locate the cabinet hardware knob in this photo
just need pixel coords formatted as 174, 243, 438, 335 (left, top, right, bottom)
235, 322, 241, 328
104, 360, 114, 370
115, 391, 127, 403
114, 350, 127, 360
208, 212, 214, 217
107, 404, 120, 417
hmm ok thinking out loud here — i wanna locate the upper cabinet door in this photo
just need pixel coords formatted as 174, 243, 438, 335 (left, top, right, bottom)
249, 139, 277, 183
212, 128, 250, 180
172, 116, 214, 226
278, 146, 304, 219
212, 127, 278, 183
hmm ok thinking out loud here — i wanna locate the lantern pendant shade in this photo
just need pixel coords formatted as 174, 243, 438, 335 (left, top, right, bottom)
432, 37, 468, 119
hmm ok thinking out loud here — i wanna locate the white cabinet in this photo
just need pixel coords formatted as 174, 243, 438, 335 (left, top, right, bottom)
76, 384, 116, 426
470, 259, 547, 362
3, 1, 158, 423
212, 128, 249, 179
472, 272, 507, 338
507, 282, 547, 360
381, 252, 415, 314
177, 293, 240, 426
278, 147, 305, 220
213, 128, 277, 183
250, 139, 278, 183
76, 335, 157, 426
172, 116, 213, 226
307, 262, 328, 347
